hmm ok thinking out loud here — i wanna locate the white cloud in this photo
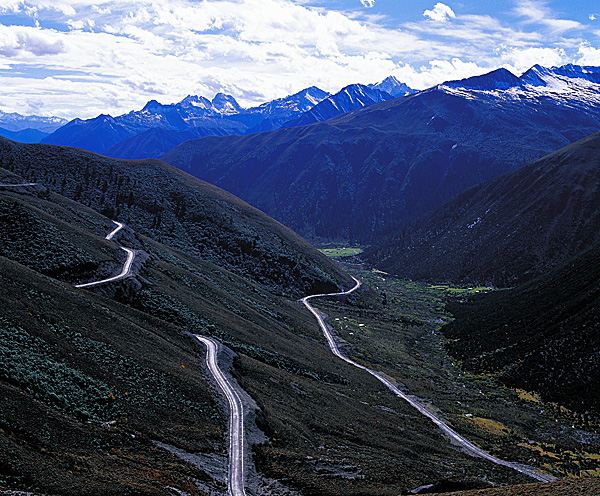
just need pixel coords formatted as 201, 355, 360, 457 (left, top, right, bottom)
91, 5, 111, 15
590, 14, 598, 21
360, 0, 375, 7
513, 0, 581, 35
67, 18, 95, 30
392, 58, 484, 89
423, 3, 455, 22
576, 44, 600, 65
501, 47, 566, 73
0, 25, 65, 56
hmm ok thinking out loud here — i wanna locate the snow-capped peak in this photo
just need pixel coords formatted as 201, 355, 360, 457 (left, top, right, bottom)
248, 86, 329, 116
179, 95, 212, 109
369, 76, 417, 97
211, 93, 242, 115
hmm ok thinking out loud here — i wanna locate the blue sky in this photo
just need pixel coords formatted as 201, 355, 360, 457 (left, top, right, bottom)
0, 0, 599, 119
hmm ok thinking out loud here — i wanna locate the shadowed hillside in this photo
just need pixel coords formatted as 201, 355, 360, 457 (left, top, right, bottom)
367, 130, 600, 287
0, 137, 350, 297
442, 243, 600, 417
0, 165, 535, 495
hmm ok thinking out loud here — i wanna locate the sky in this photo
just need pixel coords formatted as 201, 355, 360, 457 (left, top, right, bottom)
0, 0, 600, 119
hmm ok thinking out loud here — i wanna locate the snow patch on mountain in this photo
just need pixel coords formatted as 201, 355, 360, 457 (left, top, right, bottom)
0, 110, 67, 133
211, 93, 242, 115
440, 64, 600, 109
250, 87, 330, 116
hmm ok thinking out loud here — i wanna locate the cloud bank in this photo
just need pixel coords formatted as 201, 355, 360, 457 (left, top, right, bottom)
0, 0, 597, 119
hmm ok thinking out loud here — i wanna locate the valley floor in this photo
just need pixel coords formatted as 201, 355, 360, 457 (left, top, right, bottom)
305, 261, 600, 493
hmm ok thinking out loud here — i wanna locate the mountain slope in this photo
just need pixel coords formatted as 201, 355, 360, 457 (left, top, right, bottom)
163, 64, 600, 243
0, 137, 350, 296
442, 241, 600, 417
0, 166, 362, 494
366, 130, 600, 287
0, 153, 545, 496
102, 126, 231, 160
41, 115, 136, 153
0, 126, 48, 143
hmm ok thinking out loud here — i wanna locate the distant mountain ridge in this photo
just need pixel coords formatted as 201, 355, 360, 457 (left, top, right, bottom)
282, 83, 394, 128
40, 76, 415, 158
247, 86, 331, 133
0, 109, 66, 133
41, 93, 254, 154
0, 126, 49, 143
283, 77, 416, 129
101, 86, 332, 159
442, 64, 600, 109
39, 86, 333, 156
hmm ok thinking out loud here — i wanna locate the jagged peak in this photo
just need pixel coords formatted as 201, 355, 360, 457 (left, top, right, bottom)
520, 64, 600, 87
142, 99, 166, 112
296, 86, 329, 98
370, 75, 417, 97
211, 93, 242, 114
178, 94, 211, 108
95, 113, 116, 122
520, 65, 550, 87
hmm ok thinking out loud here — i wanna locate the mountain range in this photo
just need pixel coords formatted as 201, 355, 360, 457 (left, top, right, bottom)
162, 63, 600, 244
281, 83, 398, 128
0, 109, 67, 134
35, 76, 413, 160
0, 110, 67, 143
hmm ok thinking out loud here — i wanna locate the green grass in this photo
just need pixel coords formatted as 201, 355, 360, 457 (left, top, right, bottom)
429, 284, 494, 294
319, 247, 364, 258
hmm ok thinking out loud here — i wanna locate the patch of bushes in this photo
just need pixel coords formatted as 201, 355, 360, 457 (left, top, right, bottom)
0, 199, 98, 279
0, 318, 117, 422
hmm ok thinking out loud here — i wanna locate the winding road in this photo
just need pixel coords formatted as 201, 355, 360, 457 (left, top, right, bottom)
195, 335, 247, 496
75, 221, 136, 288
74, 220, 248, 494
0, 182, 38, 187
70, 220, 556, 487
301, 276, 557, 483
